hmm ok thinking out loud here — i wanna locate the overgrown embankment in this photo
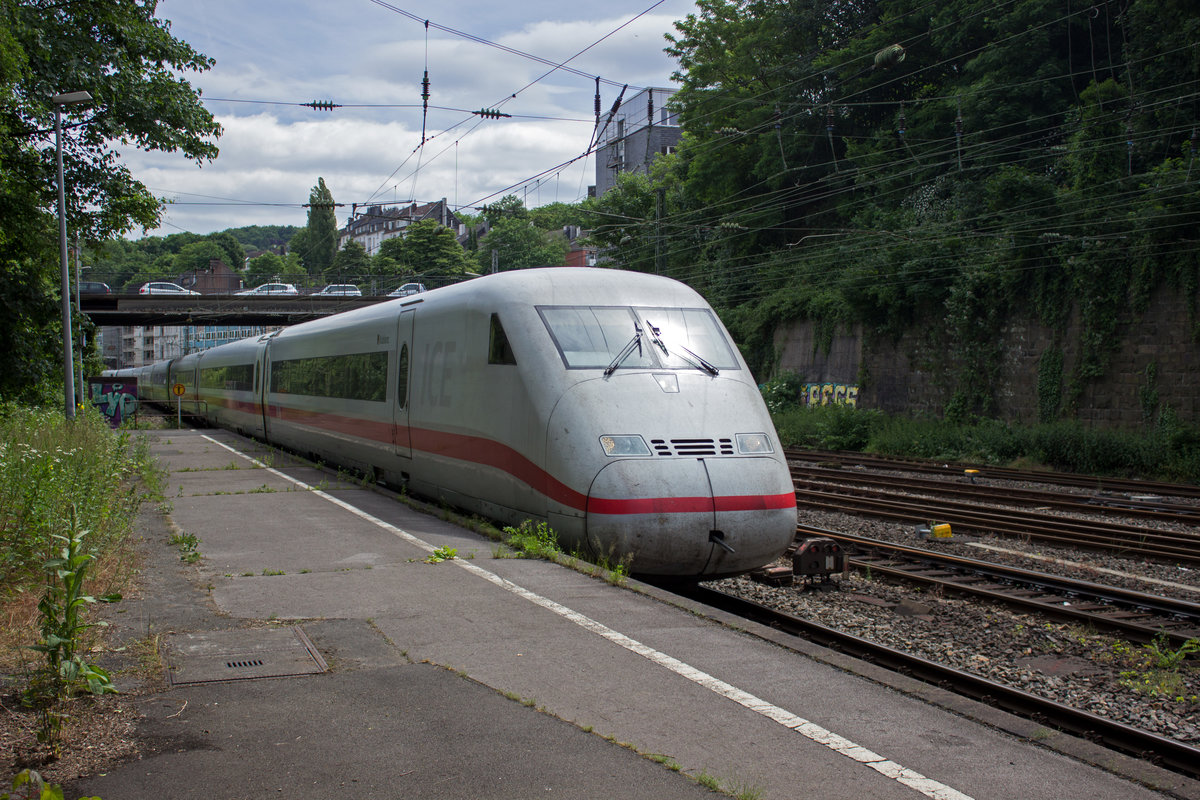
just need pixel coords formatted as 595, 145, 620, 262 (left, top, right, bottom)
1, 404, 160, 639
769, 396, 1200, 484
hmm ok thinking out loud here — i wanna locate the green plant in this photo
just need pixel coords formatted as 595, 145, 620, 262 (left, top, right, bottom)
425, 545, 458, 563
23, 510, 120, 754
1145, 633, 1199, 671
0, 405, 160, 593
168, 530, 201, 564
646, 753, 681, 771
29, 511, 120, 697
1117, 633, 1199, 699
759, 371, 804, 413
500, 520, 559, 560
0, 769, 98, 800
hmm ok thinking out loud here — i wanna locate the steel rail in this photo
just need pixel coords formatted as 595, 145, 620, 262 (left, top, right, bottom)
799, 527, 1200, 649
683, 584, 1200, 780
791, 466, 1200, 525
794, 487, 1200, 565
786, 448, 1200, 500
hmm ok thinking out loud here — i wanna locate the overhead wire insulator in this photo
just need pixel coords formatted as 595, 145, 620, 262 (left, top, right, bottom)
874, 44, 905, 70
474, 108, 511, 119
303, 100, 341, 111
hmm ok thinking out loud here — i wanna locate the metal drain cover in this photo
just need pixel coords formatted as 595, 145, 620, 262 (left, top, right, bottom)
166, 626, 327, 686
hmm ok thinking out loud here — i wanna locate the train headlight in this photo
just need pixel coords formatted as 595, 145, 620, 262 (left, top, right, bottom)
600, 435, 651, 457
735, 433, 774, 454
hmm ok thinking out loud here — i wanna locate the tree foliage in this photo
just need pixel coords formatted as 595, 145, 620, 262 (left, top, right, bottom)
297, 177, 338, 275
0, 0, 220, 404
392, 220, 473, 278
631, 0, 1200, 419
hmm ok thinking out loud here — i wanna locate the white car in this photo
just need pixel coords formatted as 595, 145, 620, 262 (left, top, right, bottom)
314, 284, 362, 297
139, 281, 199, 296
387, 282, 427, 297
236, 282, 300, 296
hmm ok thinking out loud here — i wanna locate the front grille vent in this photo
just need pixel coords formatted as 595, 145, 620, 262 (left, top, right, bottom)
650, 438, 735, 456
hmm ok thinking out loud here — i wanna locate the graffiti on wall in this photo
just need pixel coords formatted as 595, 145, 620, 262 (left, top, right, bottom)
88, 377, 138, 428
802, 383, 859, 408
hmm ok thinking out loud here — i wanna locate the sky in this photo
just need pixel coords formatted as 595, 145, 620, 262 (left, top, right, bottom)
122, 0, 696, 238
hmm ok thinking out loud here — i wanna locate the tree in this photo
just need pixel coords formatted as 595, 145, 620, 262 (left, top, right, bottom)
397, 220, 473, 278
328, 240, 370, 281
299, 177, 338, 275
0, 0, 220, 404
481, 195, 527, 225
175, 240, 229, 275
529, 202, 587, 231
475, 217, 566, 272
245, 252, 304, 287
207, 231, 246, 272
584, 172, 658, 272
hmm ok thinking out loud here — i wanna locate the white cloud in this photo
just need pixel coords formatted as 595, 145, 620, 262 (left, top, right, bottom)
124, 0, 693, 237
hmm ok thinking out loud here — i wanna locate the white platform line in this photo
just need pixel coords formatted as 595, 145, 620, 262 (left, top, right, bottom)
200, 435, 975, 800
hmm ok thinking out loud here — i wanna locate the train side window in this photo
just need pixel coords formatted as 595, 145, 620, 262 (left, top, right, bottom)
397, 343, 409, 409
488, 313, 517, 365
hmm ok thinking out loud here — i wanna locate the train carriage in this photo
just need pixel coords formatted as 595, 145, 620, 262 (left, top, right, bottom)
193, 336, 268, 438
112, 268, 797, 578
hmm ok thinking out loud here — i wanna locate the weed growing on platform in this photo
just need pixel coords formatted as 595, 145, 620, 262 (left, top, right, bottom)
425, 546, 457, 563
500, 520, 558, 560
168, 530, 201, 564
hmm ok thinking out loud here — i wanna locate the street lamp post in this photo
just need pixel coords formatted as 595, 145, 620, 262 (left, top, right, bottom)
53, 90, 91, 420
75, 240, 90, 403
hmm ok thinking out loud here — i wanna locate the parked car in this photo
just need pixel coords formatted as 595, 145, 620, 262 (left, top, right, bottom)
80, 281, 111, 294
314, 284, 362, 297
236, 282, 300, 296
139, 281, 199, 296
387, 282, 427, 297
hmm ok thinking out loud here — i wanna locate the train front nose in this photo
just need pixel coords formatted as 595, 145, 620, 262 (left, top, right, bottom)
585, 456, 796, 577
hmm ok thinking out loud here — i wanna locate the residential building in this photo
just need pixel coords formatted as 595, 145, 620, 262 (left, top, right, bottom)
594, 87, 680, 198
338, 199, 464, 255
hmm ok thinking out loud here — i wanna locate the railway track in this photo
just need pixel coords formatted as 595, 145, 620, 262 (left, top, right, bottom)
792, 482, 1200, 566
681, 583, 1200, 781
792, 465, 1200, 525
799, 526, 1200, 650
786, 448, 1200, 501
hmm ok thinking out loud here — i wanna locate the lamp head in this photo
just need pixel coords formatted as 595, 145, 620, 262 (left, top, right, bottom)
52, 91, 92, 106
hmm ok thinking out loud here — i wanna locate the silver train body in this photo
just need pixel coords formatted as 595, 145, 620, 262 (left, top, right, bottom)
112, 268, 796, 578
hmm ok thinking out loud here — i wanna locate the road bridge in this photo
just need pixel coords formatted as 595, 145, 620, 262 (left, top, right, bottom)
80, 293, 396, 327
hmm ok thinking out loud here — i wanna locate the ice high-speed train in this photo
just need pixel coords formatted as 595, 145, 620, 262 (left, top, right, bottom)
112, 268, 796, 577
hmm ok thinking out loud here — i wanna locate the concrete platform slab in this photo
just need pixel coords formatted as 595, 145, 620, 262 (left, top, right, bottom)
65, 429, 1200, 800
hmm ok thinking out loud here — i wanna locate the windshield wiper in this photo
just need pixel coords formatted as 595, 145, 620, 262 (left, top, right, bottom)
604, 321, 644, 377
644, 319, 719, 376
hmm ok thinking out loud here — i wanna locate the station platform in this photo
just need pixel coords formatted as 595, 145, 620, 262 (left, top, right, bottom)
67, 429, 1200, 799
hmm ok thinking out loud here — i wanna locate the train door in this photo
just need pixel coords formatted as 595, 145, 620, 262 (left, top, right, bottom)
393, 309, 415, 458
256, 348, 269, 437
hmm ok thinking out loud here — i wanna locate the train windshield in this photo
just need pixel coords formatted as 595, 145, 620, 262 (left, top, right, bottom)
539, 306, 739, 371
